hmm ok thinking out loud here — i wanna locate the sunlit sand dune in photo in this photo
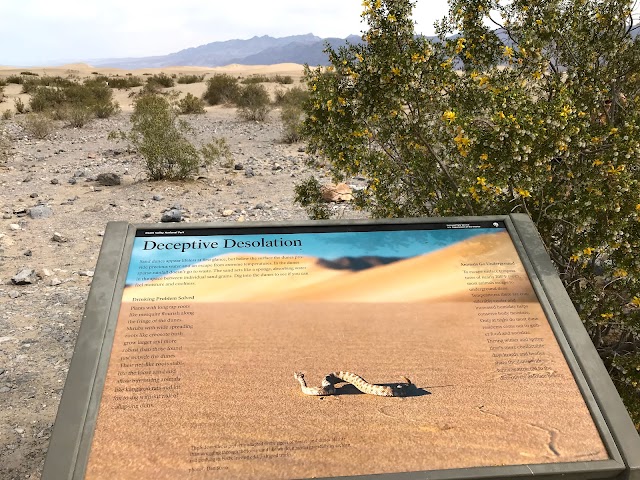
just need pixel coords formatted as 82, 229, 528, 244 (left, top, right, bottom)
122, 232, 535, 302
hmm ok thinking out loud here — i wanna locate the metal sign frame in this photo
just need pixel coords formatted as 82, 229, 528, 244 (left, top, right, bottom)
42, 214, 640, 480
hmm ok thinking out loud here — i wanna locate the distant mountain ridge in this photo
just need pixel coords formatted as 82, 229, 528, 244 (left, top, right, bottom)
90, 34, 361, 69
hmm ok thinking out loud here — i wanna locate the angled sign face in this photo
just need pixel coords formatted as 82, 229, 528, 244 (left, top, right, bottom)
43, 215, 640, 480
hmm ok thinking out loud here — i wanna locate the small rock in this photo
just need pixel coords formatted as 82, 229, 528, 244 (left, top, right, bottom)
8, 291, 20, 299
15, 428, 24, 434
2, 213, 11, 219
143, 213, 151, 218
152, 194, 163, 201
234, 163, 244, 171
52, 232, 68, 243
222, 209, 234, 217
9, 224, 21, 231
23, 250, 32, 256
28, 205, 53, 219
39, 268, 53, 278
161, 209, 182, 223
272, 163, 283, 171
244, 168, 255, 178
29, 193, 38, 198
297, 146, 306, 153
12, 269, 38, 285
320, 183, 353, 203
68, 178, 77, 185
0, 386, 11, 393
78, 270, 94, 277
47, 277, 62, 286
171, 203, 182, 211
96, 173, 121, 186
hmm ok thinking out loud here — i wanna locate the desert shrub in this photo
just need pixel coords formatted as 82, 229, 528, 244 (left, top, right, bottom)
177, 93, 206, 114
274, 74, 294, 85
6, 75, 24, 84
0, 131, 11, 161
14, 98, 26, 114
66, 106, 93, 128
280, 103, 305, 143
241, 74, 270, 84
117, 94, 218, 180
2, 109, 12, 120
146, 73, 175, 88
20, 71, 38, 76
201, 137, 233, 168
29, 79, 119, 120
300, 0, 640, 428
21, 113, 54, 139
0, 79, 6, 87
177, 74, 205, 84
274, 86, 309, 107
92, 75, 143, 89
21, 75, 75, 94
236, 83, 271, 121
203, 74, 239, 105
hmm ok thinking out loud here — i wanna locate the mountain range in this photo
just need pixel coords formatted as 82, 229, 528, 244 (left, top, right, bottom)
90, 34, 363, 69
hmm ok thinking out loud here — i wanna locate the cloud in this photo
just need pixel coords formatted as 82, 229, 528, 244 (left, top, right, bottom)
0, 0, 448, 65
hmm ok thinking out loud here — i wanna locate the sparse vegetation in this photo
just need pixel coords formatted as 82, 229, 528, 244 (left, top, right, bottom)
14, 98, 26, 114
276, 86, 309, 143
202, 74, 240, 105
177, 93, 206, 114
2, 110, 12, 120
28, 78, 119, 123
242, 74, 294, 85
236, 83, 271, 121
6, 75, 24, 85
146, 73, 175, 89
21, 113, 55, 139
201, 137, 234, 168
20, 71, 38, 76
115, 93, 224, 180
177, 74, 205, 84
93, 75, 143, 89
0, 131, 11, 162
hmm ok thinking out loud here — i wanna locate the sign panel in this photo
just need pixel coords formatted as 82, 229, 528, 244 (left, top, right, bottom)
42, 216, 640, 480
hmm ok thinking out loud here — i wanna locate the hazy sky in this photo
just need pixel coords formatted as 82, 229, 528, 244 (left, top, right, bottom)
0, 1, 450, 66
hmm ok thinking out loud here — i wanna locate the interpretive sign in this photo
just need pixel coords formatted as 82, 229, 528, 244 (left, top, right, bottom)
43, 215, 640, 480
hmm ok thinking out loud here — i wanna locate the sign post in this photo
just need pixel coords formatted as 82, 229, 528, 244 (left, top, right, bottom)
43, 214, 640, 479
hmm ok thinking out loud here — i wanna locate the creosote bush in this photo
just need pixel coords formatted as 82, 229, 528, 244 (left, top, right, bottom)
146, 73, 175, 89
177, 93, 206, 114
28, 78, 119, 123
236, 83, 271, 121
177, 74, 205, 84
202, 74, 239, 105
14, 98, 26, 114
300, 0, 640, 427
21, 113, 54, 139
2, 109, 12, 120
115, 94, 226, 180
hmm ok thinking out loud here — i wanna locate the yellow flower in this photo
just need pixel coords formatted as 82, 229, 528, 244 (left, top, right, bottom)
442, 110, 457, 123
636, 204, 640, 211
583, 247, 594, 255
477, 176, 487, 186
503, 46, 514, 58
600, 313, 614, 319
516, 188, 531, 198
631, 296, 640, 307
593, 159, 604, 166
326, 99, 333, 111
610, 127, 618, 134
480, 153, 488, 161
478, 76, 489, 87
560, 105, 572, 118
391, 66, 401, 76
532, 71, 542, 80
613, 269, 628, 277
455, 37, 466, 54
570, 254, 580, 262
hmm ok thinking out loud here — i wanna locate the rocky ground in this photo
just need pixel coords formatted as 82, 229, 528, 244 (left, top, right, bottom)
0, 105, 365, 479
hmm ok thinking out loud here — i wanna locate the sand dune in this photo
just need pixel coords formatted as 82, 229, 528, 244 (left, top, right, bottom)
122, 232, 535, 303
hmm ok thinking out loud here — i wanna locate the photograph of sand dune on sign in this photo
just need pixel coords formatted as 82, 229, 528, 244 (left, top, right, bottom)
85, 228, 610, 479
122, 231, 535, 303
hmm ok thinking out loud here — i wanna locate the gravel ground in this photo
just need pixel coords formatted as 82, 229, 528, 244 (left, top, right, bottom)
0, 105, 365, 479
